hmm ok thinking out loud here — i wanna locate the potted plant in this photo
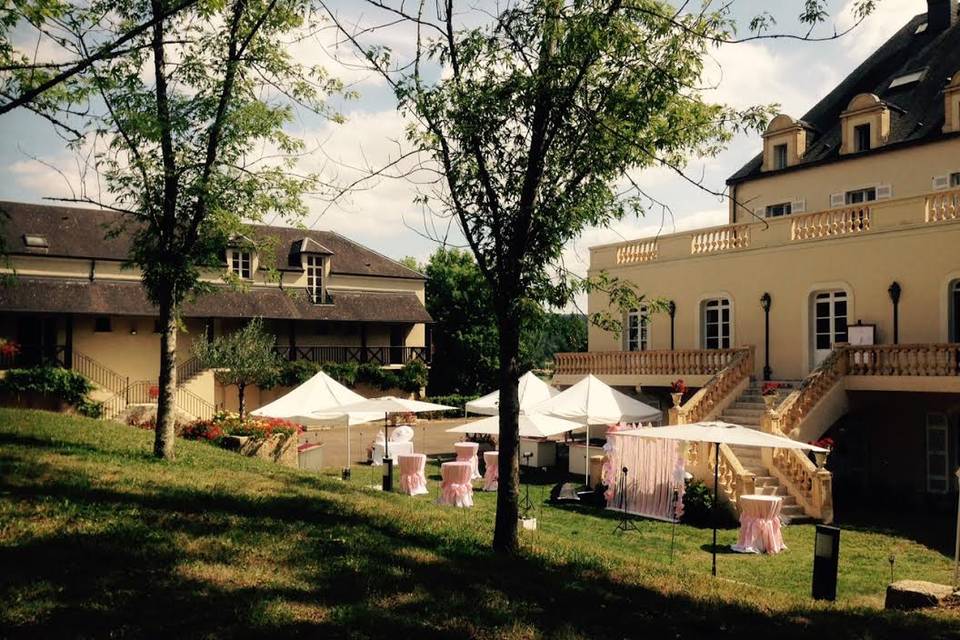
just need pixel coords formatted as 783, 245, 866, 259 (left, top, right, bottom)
811, 436, 834, 469
761, 382, 780, 411
670, 379, 686, 407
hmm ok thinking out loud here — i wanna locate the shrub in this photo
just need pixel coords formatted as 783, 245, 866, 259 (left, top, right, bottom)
276, 360, 323, 387
76, 399, 104, 419
398, 360, 428, 392
274, 359, 429, 394
0, 367, 95, 408
680, 479, 737, 528
180, 419, 224, 442
180, 411, 302, 443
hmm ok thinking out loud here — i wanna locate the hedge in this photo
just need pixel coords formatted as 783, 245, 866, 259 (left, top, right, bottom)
0, 367, 104, 418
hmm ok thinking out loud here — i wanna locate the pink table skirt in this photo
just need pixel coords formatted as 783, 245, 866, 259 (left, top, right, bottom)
732, 495, 786, 554
397, 453, 428, 496
454, 442, 482, 480
482, 451, 499, 492
438, 461, 474, 507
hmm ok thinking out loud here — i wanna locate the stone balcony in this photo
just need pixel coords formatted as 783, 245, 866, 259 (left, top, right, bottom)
591, 187, 960, 269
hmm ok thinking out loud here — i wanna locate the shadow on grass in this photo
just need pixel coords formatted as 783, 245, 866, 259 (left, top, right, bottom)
2, 434, 959, 639
836, 507, 954, 557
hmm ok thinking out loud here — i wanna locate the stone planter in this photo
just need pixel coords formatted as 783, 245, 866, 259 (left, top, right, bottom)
762, 395, 777, 411
221, 433, 298, 468
670, 392, 683, 407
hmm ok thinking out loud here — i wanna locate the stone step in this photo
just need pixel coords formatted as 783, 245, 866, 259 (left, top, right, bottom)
780, 504, 805, 517
726, 404, 766, 415
720, 415, 762, 427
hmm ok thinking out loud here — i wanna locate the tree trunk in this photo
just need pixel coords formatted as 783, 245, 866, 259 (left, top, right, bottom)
238, 382, 246, 420
153, 288, 178, 459
493, 310, 521, 554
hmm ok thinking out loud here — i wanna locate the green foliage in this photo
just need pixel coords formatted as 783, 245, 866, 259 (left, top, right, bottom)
76, 398, 104, 419
0, 367, 93, 406
194, 318, 281, 391
681, 480, 737, 529
275, 359, 427, 394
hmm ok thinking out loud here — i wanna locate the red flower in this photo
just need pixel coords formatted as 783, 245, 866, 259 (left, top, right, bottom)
148, 385, 160, 399
761, 382, 781, 397
671, 379, 687, 394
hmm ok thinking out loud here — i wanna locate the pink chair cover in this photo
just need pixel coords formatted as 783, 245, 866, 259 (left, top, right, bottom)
454, 442, 482, 480
438, 461, 474, 507
732, 495, 786, 554
482, 451, 499, 492
397, 453, 428, 496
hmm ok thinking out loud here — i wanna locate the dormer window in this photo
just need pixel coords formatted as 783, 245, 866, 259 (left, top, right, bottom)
306, 254, 324, 304
228, 249, 252, 280
840, 93, 890, 155
944, 73, 960, 134
773, 144, 788, 170
854, 124, 871, 152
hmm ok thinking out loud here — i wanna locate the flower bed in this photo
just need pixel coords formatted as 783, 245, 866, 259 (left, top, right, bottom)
178, 412, 304, 467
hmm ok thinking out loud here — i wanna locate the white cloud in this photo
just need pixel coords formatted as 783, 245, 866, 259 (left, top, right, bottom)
837, 0, 925, 62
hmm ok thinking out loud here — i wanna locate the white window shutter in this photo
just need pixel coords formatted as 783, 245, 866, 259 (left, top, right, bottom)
790, 198, 806, 214
753, 207, 765, 219
876, 184, 893, 200
830, 192, 845, 208
933, 175, 950, 191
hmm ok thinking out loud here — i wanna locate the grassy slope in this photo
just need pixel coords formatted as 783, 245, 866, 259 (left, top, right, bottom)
0, 409, 958, 639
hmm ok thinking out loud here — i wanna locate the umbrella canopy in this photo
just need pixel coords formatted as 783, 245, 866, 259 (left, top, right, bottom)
618, 421, 828, 451
446, 413, 582, 438
532, 374, 661, 424
251, 371, 379, 425
324, 396, 456, 418
465, 371, 559, 416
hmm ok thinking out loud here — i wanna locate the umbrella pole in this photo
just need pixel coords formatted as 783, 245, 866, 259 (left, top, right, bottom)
347, 422, 352, 480
585, 424, 590, 488
384, 414, 389, 459
712, 442, 719, 577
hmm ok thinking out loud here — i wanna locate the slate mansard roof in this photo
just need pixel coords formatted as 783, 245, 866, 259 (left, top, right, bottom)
728, 11, 960, 184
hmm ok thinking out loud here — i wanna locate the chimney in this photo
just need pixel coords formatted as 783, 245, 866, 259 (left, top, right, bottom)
928, 0, 959, 32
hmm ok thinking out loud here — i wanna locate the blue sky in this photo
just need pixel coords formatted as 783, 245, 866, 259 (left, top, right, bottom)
0, 0, 926, 280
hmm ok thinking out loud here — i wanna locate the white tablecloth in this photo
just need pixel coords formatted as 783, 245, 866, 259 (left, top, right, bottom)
372, 441, 414, 465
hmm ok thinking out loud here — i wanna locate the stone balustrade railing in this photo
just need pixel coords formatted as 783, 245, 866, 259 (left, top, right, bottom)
685, 441, 755, 508
690, 224, 751, 255
770, 348, 847, 440
845, 343, 960, 376
553, 348, 746, 378
790, 205, 871, 240
616, 239, 658, 264
590, 188, 960, 270
671, 347, 754, 424
926, 187, 960, 223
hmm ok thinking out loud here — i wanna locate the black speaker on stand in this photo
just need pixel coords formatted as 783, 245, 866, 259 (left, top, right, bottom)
519, 451, 534, 518
613, 466, 639, 534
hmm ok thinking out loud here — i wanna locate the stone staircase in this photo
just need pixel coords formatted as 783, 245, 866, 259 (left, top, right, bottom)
719, 381, 811, 523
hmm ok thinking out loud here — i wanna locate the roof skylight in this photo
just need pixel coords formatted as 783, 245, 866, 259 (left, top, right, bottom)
22, 234, 48, 248
889, 69, 926, 90
914, 22, 928, 34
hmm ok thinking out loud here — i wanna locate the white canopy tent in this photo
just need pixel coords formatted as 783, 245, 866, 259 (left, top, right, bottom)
532, 374, 661, 485
446, 413, 582, 438
251, 371, 382, 473
322, 396, 456, 460
465, 371, 559, 416
620, 421, 827, 577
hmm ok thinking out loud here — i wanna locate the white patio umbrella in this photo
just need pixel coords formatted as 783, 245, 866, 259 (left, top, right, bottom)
250, 371, 381, 473
532, 374, 661, 485
619, 420, 827, 577
465, 371, 559, 416
321, 396, 456, 460
446, 413, 582, 438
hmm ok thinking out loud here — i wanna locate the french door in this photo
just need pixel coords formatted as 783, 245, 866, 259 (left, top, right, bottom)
812, 291, 848, 367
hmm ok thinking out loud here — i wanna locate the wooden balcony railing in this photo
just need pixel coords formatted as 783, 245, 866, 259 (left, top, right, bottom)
553, 348, 746, 378
273, 345, 430, 366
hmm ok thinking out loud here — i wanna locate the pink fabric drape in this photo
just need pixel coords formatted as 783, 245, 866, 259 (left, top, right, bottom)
454, 442, 482, 480
732, 495, 786, 554
605, 428, 686, 522
482, 451, 499, 492
398, 453, 428, 496
438, 461, 474, 507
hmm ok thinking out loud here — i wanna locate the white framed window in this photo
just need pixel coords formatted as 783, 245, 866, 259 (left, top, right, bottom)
773, 144, 788, 170
306, 255, 324, 304
766, 202, 792, 218
702, 298, 731, 349
926, 412, 950, 494
626, 306, 648, 352
845, 187, 876, 205
229, 249, 253, 280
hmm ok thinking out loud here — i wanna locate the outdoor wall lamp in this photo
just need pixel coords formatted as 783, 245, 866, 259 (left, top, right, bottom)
760, 293, 772, 381
667, 300, 677, 350
888, 281, 901, 344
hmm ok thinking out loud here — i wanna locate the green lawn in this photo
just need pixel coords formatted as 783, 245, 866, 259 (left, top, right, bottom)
1, 408, 958, 639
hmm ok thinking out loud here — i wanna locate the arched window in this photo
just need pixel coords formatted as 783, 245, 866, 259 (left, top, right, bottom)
701, 298, 731, 349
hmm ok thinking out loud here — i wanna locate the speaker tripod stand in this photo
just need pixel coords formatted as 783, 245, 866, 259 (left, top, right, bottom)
613, 466, 639, 534
519, 451, 534, 518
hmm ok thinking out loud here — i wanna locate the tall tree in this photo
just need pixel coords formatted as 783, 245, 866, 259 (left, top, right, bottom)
2, 0, 340, 459
324, 0, 877, 552
194, 318, 281, 419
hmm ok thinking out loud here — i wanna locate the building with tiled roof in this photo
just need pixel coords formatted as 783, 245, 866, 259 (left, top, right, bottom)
0, 201, 431, 416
